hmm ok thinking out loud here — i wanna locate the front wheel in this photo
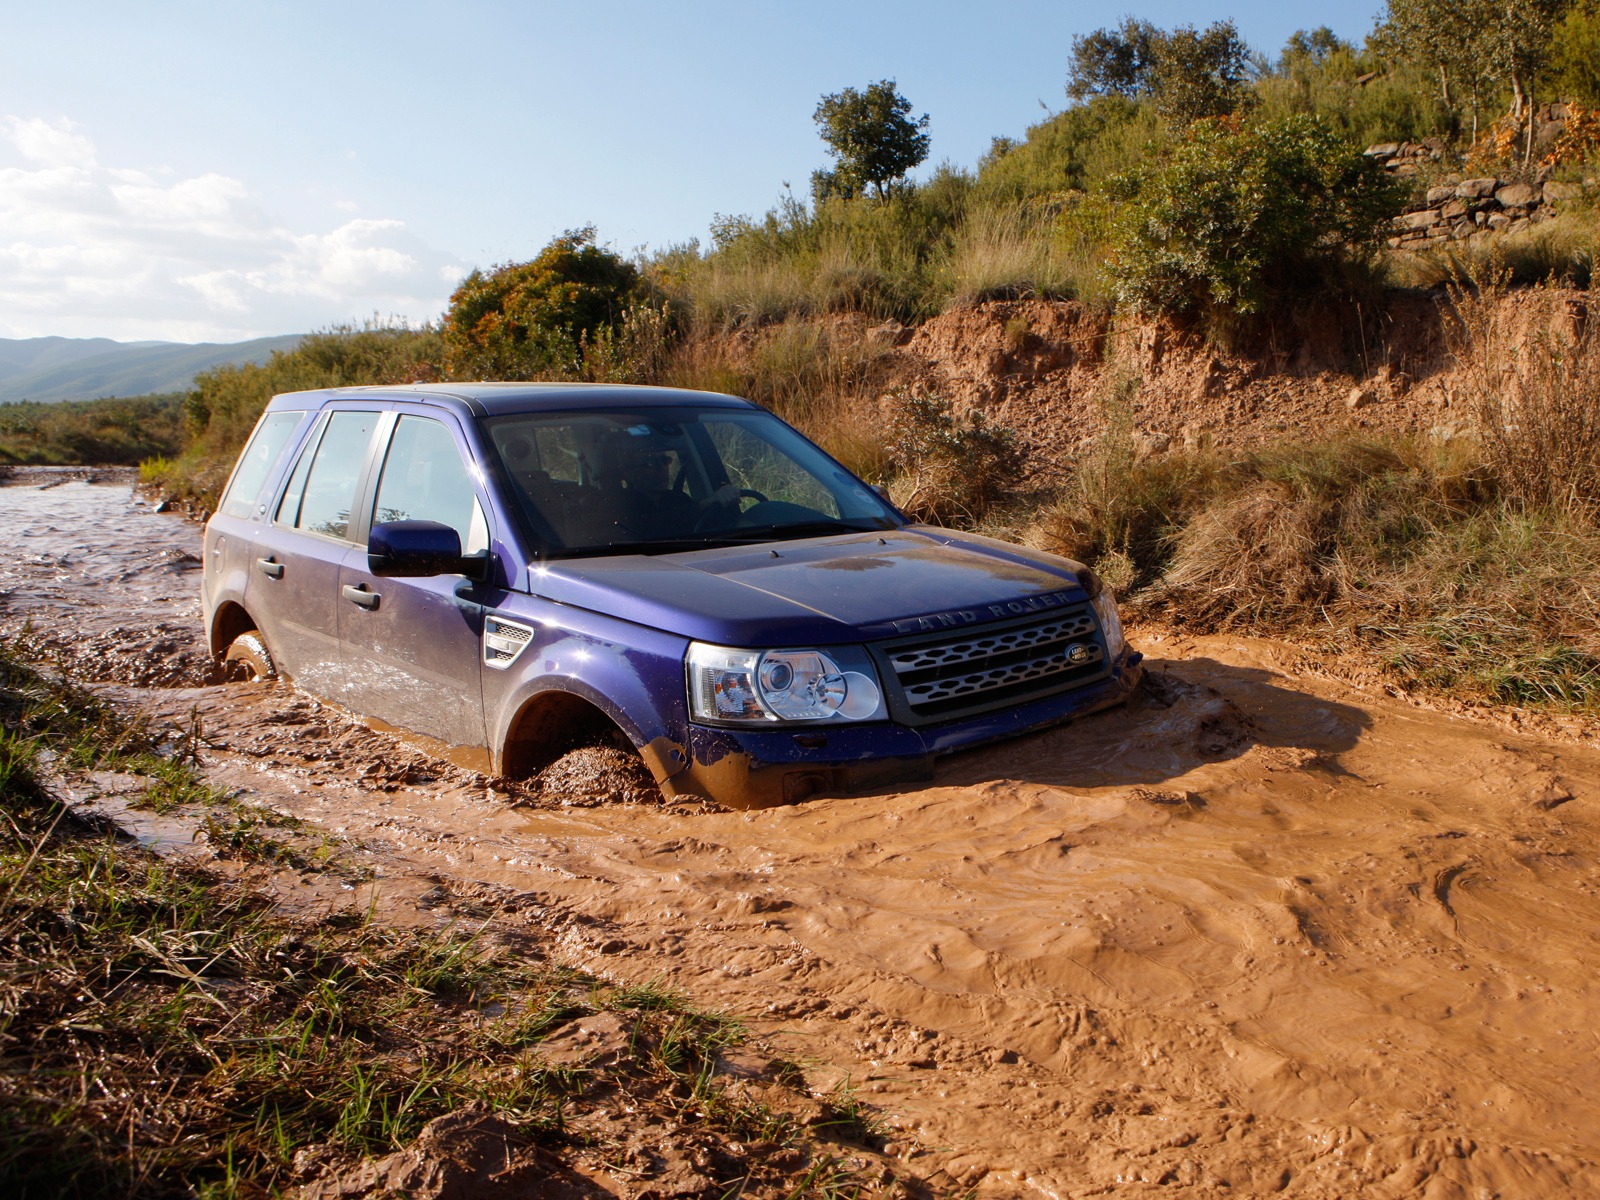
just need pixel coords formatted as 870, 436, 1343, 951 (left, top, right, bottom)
223, 631, 276, 682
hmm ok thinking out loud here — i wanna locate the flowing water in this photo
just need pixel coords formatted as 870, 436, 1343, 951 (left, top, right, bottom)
6, 473, 1599, 1198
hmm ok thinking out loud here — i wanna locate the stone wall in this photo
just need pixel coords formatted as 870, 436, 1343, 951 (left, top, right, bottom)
1384, 174, 1584, 249
1365, 109, 1591, 250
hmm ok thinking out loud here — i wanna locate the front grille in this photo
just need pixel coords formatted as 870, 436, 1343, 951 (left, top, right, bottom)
880, 605, 1108, 722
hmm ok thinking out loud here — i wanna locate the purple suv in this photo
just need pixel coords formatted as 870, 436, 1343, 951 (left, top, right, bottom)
201, 384, 1142, 808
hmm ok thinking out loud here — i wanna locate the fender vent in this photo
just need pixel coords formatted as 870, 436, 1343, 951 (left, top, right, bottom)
484, 615, 535, 670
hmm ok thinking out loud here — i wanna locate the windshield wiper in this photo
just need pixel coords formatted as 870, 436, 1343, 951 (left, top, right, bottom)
722, 519, 889, 542
542, 537, 747, 558
543, 522, 892, 559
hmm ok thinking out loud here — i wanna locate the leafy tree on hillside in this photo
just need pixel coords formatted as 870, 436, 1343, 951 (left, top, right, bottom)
1068, 18, 1156, 100
813, 80, 931, 201
1068, 18, 1252, 126
1383, 0, 1563, 152
443, 227, 639, 379
1281, 26, 1349, 65
1546, 2, 1600, 107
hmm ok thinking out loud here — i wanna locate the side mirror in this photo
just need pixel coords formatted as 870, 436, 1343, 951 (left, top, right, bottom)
368, 520, 487, 580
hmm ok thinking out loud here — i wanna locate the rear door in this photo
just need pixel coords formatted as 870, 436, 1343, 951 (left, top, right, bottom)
251, 407, 385, 700
335, 411, 491, 751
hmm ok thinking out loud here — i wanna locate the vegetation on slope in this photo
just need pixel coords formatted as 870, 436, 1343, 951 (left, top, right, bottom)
0, 393, 184, 466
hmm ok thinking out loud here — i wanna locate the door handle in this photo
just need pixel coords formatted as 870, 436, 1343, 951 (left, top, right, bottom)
257, 557, 284, 579
342, 583, 380, 610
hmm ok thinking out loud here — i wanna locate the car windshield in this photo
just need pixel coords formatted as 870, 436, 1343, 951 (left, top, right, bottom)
482, 405, 903, 557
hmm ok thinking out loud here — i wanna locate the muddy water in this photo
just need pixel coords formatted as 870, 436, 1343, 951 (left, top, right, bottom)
8, 474, 1600, 1198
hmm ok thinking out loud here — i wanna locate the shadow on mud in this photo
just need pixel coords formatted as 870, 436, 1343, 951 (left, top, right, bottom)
933, 655, 1372, 792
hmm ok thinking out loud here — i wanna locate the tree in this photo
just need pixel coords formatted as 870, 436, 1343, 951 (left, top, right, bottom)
1068, 19, 1252, 126
1282, 26, 1349, 65
443, 228, 638, 379
812, 80, 931, 200
1548, 2, 1600, 107
1383, 0, 1563, 154
1068, 18, 1156, 100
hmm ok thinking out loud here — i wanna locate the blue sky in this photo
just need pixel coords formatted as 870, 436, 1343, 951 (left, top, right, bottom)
2, 0, 1386, 342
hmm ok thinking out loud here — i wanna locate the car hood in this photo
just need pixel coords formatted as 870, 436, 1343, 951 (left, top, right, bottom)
527, 526, 1091, 645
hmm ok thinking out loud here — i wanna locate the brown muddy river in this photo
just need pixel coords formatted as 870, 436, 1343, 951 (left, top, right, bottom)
6, 473, 1600, 1199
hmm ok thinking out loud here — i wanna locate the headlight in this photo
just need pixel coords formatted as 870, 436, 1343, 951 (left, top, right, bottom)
687, 643, 885, 725
1091, 587, 1126, 658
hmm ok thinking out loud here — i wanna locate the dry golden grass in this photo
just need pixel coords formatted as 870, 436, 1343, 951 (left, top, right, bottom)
1450, 272, 1600, 522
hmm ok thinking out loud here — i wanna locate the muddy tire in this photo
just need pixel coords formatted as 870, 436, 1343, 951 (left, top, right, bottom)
223, 631, 276, 682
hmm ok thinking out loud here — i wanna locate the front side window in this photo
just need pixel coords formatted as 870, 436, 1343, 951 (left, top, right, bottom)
220, 411, 303, 519
278, 410, 378, 541
484, 405, 900, 556
371, 415, 488, 553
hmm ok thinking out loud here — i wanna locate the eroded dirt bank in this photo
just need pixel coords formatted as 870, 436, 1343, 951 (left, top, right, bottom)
7, 475, 1600, 1199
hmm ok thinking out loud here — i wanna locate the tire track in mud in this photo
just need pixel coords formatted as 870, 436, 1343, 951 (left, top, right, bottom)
8, 475, 1600, 1198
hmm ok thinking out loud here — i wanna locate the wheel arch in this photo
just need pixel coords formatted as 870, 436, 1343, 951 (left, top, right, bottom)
498, 685, 639, 779
209, 600, 260, 660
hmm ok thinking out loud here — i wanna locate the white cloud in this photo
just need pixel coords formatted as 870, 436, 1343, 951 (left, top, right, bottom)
0, 116, 465, 341
5, 116, 96, 169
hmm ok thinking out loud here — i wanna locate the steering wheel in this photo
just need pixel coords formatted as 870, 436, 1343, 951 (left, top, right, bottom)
693, 488, 769, 532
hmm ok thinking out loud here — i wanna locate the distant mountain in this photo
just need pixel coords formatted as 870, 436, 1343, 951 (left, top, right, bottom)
0, 334, 305, 404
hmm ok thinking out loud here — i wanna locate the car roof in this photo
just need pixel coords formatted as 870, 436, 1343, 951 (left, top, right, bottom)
262, 382, 759, 418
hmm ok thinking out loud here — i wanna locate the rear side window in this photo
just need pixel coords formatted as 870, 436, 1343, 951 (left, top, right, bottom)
372, 416, 489, 553
219, 411, 303, 519
277, 410, 378, 541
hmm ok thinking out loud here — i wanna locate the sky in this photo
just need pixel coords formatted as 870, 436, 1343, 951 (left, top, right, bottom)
2, 0, 1387, 343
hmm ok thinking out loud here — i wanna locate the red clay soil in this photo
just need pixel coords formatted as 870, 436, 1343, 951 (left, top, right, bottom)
871, 289, 1553, 471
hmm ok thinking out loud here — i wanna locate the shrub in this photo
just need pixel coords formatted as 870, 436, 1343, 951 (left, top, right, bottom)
972, 96, 1163, 204
880, 391, 1024, 525
443, 227, 639, 379
1031, 371, 1224, 587
1105, 115, 1404, 317
663, 174, 971, 326
1254, 33, 1451, 148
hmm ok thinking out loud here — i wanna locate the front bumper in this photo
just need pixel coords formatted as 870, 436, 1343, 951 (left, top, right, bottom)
660, 648, 1144, 809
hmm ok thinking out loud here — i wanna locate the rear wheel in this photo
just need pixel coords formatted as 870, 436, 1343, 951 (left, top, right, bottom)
223, 631, 276, 681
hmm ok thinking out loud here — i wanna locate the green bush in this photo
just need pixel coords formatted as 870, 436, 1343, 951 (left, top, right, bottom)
1545, 2, 1600, 107
972, 96, 1163, 204
1105, 115, 1403, 316
880, 391, 1025, 525
1254, 32, 1452, 148
443, 227, 639, 379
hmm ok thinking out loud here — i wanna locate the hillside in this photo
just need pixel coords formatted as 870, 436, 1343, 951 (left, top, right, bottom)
0, 334, 304, 404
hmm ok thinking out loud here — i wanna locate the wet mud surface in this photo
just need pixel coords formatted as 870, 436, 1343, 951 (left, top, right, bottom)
8, 473, 1600, 1198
